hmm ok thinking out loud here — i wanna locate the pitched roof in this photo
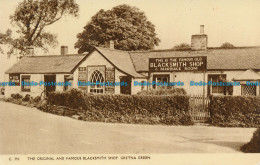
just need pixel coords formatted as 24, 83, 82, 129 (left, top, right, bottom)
233, 69, 260, 81
5, 55, 85, 74
129, 47, 260, 71
95, 47, 146, 78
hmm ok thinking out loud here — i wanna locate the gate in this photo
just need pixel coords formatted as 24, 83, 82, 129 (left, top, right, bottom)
189, 95, 210, 123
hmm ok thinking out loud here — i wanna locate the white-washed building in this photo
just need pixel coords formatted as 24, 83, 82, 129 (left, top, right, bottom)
4, 26, 260, 97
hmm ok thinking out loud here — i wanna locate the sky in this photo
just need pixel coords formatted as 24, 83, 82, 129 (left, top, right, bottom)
0, 0, 260, 80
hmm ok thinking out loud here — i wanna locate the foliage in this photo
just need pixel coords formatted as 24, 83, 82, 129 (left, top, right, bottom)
241, 128, 260, 153
173, 43, 190, 50
33, 96, 41, 102
75, 4, 160, 53
8, 0, 79, 57
0, 29, 12, 54
11, 93, 23, 99
137, 88, 187, 95
209, 96, 260, 127
47, 89, 193, 125
220, 42, 235, 49
22, 94, 31, 102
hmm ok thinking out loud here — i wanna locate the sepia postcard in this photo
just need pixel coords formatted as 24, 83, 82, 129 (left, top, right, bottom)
0, 0, 260, 165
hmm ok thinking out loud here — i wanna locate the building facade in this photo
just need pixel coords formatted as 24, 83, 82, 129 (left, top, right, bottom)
4, 26, 260, 97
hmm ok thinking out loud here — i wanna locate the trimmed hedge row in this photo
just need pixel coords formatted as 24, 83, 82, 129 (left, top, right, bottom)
209, 96, 260, 127
137, 88, 187, 95
47, 89, 193, 125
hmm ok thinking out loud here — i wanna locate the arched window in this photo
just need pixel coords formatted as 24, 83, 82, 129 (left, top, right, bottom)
90, 70, 104, 93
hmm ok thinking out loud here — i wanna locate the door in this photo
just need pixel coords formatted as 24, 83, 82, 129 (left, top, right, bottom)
44, 75, 56, 96
120, 76, 131, 95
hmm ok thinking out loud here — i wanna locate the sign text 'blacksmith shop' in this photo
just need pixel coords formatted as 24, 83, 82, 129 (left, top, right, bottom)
149, 56, 207, 72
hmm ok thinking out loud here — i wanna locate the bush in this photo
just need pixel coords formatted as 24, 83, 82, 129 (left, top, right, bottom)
33, 96, 41, 103
241, 128, 260, 153
47, 89, 85, 109
11, 93, 23, 99
209, 96, 260, 127
47, 89, 193, 125
22, 94, 31, 102
137, 88, 187, 95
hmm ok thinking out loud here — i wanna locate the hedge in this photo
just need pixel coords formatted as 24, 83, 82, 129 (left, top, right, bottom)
240, 128, 260, 153
137, 88, 187, 95
47, 89, 193, 125
209, 96, 260, 127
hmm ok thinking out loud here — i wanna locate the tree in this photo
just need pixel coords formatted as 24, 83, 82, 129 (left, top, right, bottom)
220, 42, 235, 49
75, 4, 160, 53
0, 29, 12, 54
173, 43, 190, 50
8, 0, 79, 56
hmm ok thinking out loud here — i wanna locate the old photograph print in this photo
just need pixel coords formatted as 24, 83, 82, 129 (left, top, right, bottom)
0, 0, 260, 164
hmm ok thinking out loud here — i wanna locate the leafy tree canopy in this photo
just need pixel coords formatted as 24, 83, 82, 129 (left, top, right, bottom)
220, 42, 235, 49
0, 29, 12, 54
8, 0, 79, 57
173, 43, 190, 50
75, 4, 160, 53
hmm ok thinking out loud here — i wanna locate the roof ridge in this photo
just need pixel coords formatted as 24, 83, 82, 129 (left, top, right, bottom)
27, 54, 84, 57
96, 45, 260, 54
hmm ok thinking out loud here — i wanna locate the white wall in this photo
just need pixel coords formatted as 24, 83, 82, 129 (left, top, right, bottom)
143, 70, 246, 96
4, 73, 73, 98
4, 74, 45, 98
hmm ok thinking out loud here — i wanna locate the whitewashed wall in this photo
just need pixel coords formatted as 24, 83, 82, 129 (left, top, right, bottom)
4, 74, 45, 98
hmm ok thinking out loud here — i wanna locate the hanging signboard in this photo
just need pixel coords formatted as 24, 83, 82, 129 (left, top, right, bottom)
105, 67, 115, 94
149, 56, 207, 72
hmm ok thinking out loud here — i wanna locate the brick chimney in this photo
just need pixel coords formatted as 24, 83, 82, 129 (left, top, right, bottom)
191, 25, 208, 51
104, 40, 115, 49
61, 46, 68, 55
26, 46, 34, 56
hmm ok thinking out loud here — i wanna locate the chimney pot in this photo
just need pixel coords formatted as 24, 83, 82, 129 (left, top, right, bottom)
200, 25, 204, 34
191, 25, 208, 51
61, 46, 68, 55
26, 46, 34, 56
109, 40, 115, 49
104, 40, 115, 49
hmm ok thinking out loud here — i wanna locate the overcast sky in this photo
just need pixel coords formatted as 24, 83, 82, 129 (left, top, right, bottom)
1, 0, 260, 56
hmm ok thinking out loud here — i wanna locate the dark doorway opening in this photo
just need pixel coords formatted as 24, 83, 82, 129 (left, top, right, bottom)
44, 75, 56, 97
120, 76, 131, 95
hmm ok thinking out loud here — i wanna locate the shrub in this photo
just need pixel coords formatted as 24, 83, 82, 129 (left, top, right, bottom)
22, 94, 31, 102
33, 96, 41, 103
209, 96, 260, 127
47, 89, 85, 109
137, 88, 187, 95
241, 128, 260, 153
11, 93, 23, 99
47, 90, 192, 125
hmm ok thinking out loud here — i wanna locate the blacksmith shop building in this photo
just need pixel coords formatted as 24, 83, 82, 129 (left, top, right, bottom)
5, 25, 260, 97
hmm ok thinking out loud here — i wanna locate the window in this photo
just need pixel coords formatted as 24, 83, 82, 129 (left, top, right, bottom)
21, 76, 31, 92
9, 74, 20, 86
153, 74, 169, 89
90, 70, 104, 93
241, 85, 256, 96
208, 74, 227, 95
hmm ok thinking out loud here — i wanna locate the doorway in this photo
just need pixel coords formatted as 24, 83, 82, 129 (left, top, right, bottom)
120, 76, 131, 95
44, 75, 56, 96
